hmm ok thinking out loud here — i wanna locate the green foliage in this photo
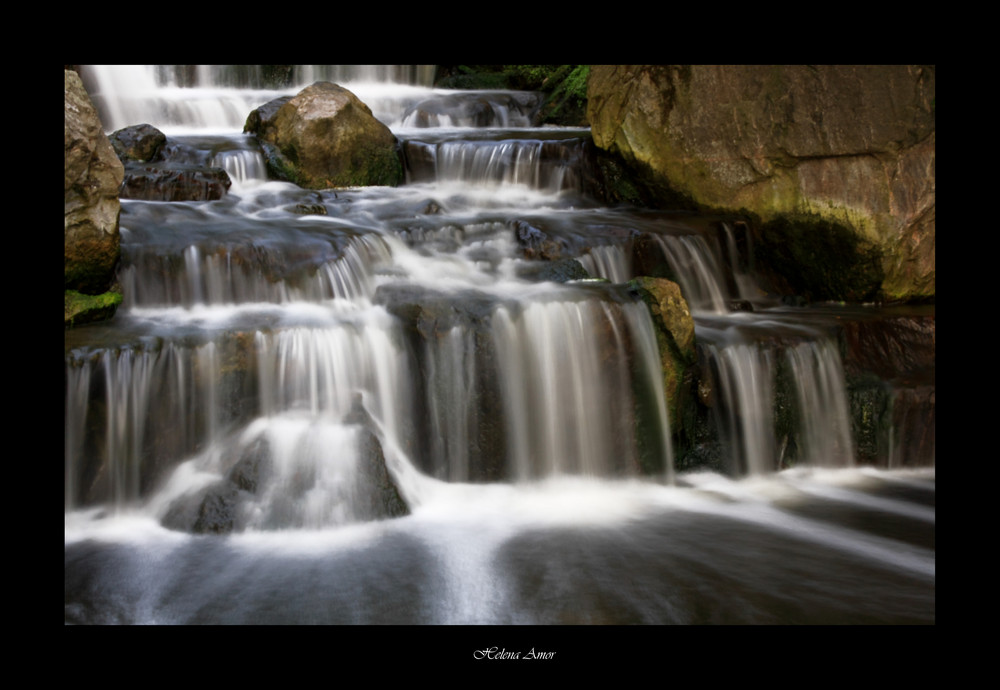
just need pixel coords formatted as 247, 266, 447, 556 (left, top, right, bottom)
503, 65, 560, 89
500, 65, 590, 125
434, 66, 510, 89
502, 65, 589, 100
435, 66, 591, 125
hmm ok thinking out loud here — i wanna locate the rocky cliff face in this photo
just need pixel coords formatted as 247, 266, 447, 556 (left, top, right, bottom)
587, 65, 935, 302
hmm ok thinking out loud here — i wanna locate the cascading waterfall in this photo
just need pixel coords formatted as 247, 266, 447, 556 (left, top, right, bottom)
80, 65, 438, 133
578, 225, 860, 477
654, 233, 733, 314
701, 339, 779, 476
119, 231, 393, 308
785, 338, 856, 468
492, 295, 672, 481
65, 339, 226, 510
64, 65, 934, 626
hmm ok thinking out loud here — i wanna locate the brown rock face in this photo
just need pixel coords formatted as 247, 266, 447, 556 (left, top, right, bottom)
588, 65, 935, 302
65, 69, 123, 294
246, 82, 403, 189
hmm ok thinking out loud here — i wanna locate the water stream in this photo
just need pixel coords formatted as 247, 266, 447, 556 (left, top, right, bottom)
64, 65, 934, 626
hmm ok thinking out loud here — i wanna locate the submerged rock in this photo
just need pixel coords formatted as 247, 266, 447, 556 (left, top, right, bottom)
161, 418, 408, 535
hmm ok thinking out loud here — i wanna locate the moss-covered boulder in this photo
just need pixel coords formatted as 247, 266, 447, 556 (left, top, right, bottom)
626, 276, 697, 433
244, 81, 403, 189
64, 289, 122, 328
588, 65, 935, 302
65, 69, 123, 298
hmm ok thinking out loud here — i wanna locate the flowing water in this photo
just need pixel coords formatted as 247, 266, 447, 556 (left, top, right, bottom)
64, 65, 935, 626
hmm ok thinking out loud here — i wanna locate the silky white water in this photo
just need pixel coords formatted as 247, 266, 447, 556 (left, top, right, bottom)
64, 65, 934, 625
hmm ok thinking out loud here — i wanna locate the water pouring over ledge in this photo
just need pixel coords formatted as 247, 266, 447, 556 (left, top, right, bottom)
64, 65, 934, 626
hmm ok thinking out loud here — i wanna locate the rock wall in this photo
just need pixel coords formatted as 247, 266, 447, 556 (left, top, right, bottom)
587, 65, 935, 302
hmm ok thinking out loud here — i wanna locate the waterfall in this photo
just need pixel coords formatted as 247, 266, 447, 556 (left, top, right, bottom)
654, 233, 733, 314
65, 340, 227, 510
64, 65, 934, 626
695, 313, 860, 475
402, 137, 587, 192
78, 64, 437, 133
785, 339, 856, 468
701, 339, 779, 475
119, 229, 393, 308
577, 244, 632, 284
492, 296, 672, 481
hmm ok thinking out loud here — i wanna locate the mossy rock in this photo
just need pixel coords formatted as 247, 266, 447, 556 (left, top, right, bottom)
65, 290, 122, 328
626, 276, 698, 454
246, 83, 403, 189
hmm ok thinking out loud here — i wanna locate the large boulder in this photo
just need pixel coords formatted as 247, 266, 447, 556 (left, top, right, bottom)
588, 66, 935, 303
245, 81, 403, 189
64, 69, 123, 296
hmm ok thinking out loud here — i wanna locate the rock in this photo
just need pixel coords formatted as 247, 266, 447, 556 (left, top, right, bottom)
159, 423, 408, 534
64, 289, 122, 328
627, 276, 697, 436
65, 69, 123, 296
516, 257, 591, 283
242, 96, 291, 134
588, 65, 935, 302
352, 424, 410, 521
841, 311, 935, 383
109, 123, 166, 162
245, 82, 403, 189
513, 219, 566, 260
375, 284, 512, 481
119, 164, 232, 201
109, 125, 233, 201
628, 276, 695, 362
192, 482, 243, 534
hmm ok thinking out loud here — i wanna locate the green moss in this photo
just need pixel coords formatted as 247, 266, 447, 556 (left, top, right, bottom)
260, 141, 305, 186
262, 138, 403, 189
65, 289, 122, 328
352, 145, 404, 187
